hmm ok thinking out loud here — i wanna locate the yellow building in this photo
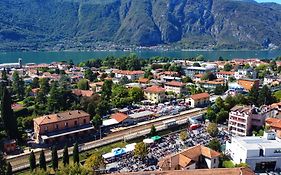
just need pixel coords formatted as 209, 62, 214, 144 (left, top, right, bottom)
144, 85, 165, 104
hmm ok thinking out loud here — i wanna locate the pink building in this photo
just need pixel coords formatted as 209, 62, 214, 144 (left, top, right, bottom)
228, 105, 271, 136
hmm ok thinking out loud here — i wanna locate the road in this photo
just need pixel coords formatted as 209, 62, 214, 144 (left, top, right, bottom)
7, 108, 206, 172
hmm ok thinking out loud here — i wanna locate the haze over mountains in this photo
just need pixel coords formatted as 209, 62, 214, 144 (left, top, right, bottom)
1, 0, 281, 50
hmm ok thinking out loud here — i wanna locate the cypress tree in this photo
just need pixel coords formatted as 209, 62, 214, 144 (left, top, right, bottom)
62, 145, 69, 166
51, 147, 58, 171
39, 150, 46, 171
29, 151, 36, 172
6, 163, 12, 175
73, 142, 79, 164
1, 87, 18, 139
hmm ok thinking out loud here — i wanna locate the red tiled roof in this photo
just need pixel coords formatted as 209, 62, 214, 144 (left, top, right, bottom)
266, 118, 281, 129
113, 70, 144, 75
138, 78, 149, 84
216, 71, 235, 75
144, 85, 165, 94
165, 81, 186, 87
190, 93, 210, 100
194, 74, 204, 78
111, 113, 128, 123
34, 110, 89, 126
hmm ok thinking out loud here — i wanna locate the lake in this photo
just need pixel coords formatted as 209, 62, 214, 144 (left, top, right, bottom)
0, 50, 281, 64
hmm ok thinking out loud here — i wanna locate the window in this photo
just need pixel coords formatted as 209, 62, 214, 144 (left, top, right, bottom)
44, 126, 48, 132
65, 122, 68, 128
214, 159, 216, 164
74, 121, 78, 126
56, 124, 59, 129
259, 149, 264, 157
83, 119, 86, 124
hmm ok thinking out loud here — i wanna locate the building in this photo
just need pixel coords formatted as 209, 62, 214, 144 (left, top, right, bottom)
114, 168, 254, 175
184, 66, 216, 78
237, 79, 259, 91
164, 81, 186, 94
234, 68, 257, 80
3, 139, 17, 153
158, 145, 220, 170
144, 85, 166, 104
226, 131, 281, 172
90, 82, 104, 92
266, 118, 281, 132
128, 110, 155, 123
0, 58, 22, 69
113, 70, 144, 81
216, 71, 235, 80
33, 110, 95, 144
198, 79, 225, 90
187, 93, 210, 108
263, 75, 281, 87
72, 89, 94, 97
228, 105, 271, 136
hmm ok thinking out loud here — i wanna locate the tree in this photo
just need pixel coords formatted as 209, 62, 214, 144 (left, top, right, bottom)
92, 115, 103, 139
39, 150, 46, 171
73, 142, 80, 164
193, 62, 201, 67
63, 145, 69, 166
119, 76, 130, 85
84, 69, 96, 82
134, 142, 148, 159
207, 123, 219, 137
56, 163, 91, 175
47, 82, 61, 112
224, 95, 236, 111
179, 131, 188, 141
51, 147, 58, 171
84, 154, 105, 170
6, 163, 12, 175
101, 80, 113, 100
12, 71, 25, 100
77, 79, 89, 90
205, 107, 216, 122
95, 100, 110, 117
39, 78, 50, 95
128, 87, 144, 103
144, 70, 153, 79
29, 151, 36, 172
215, 97, 225, 110
182, 76, 193, 83
258, 85, 275, 106
207, 139, 221, 151
0, 152, 7, 174
1, 69, 8, 81
25, 85, 32, 97
223, 63, 233, 71
201, 72, 217, 81
216, 109, 229, 124
1, 87, 18, 139
150, 125, 157, 137
248, 85, 259, 106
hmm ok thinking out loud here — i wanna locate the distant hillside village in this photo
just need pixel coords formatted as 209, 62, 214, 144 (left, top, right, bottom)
0, 55, 281, 175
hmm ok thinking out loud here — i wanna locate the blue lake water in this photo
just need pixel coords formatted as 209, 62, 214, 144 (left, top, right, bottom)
0, 50, 280, 64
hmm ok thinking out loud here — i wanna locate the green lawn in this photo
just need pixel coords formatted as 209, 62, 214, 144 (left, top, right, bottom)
274, 90, 281, 101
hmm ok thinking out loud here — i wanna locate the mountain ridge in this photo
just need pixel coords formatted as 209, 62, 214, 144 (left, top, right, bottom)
0, 0, 281, 51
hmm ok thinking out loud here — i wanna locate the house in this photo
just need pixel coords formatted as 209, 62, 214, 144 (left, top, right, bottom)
144, 85, 166, 104
72, 89, 94, 97
234, 68, 257, 80
111, 112, 132, 125
198, 79, 225, 90
90, 82, 104, 92
237, 78, 259, 91
138, 78, 150, 84
33, 110, 95, 144
158, 145, 220, 170
226, 131, 281, 172
194, 74, 204, 82
266, 118, 281, 132
228, 105, 271, 136
164, 81, 186, 94
216, 71, 235, 80
187, 93, 210, 108
113, 70, 144, 81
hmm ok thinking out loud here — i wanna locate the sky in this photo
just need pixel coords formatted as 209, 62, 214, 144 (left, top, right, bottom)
256, 0, 281, 3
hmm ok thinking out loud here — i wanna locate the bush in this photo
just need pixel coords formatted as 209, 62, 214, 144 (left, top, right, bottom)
223, 160, 235, 168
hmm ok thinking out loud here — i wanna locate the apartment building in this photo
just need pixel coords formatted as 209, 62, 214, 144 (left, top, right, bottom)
144, 85, 166, 104
228, 105, 271, 136
184, 66, 216, 78
113, 70, 144, 81
216, 71, 235, 80
237, 78, 259, 91
164, 81, 186, 94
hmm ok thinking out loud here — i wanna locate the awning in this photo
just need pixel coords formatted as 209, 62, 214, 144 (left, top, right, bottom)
143, 138, 154, 144
151, 136, 161, 141
102, 152, 115, 159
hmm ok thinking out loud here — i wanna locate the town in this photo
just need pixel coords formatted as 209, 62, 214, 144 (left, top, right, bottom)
0, 55, 281, 175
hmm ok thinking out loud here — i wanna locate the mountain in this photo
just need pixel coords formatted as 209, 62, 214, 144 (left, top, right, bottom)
0, 0, 281, 50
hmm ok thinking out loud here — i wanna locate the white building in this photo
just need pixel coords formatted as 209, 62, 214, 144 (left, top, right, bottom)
113, 70, 144, 81
184, 66, 216, 78
216, 71, 235, 80
226, 131, 281, 172
0, 58, 22, 69
234, 68, 257, 80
